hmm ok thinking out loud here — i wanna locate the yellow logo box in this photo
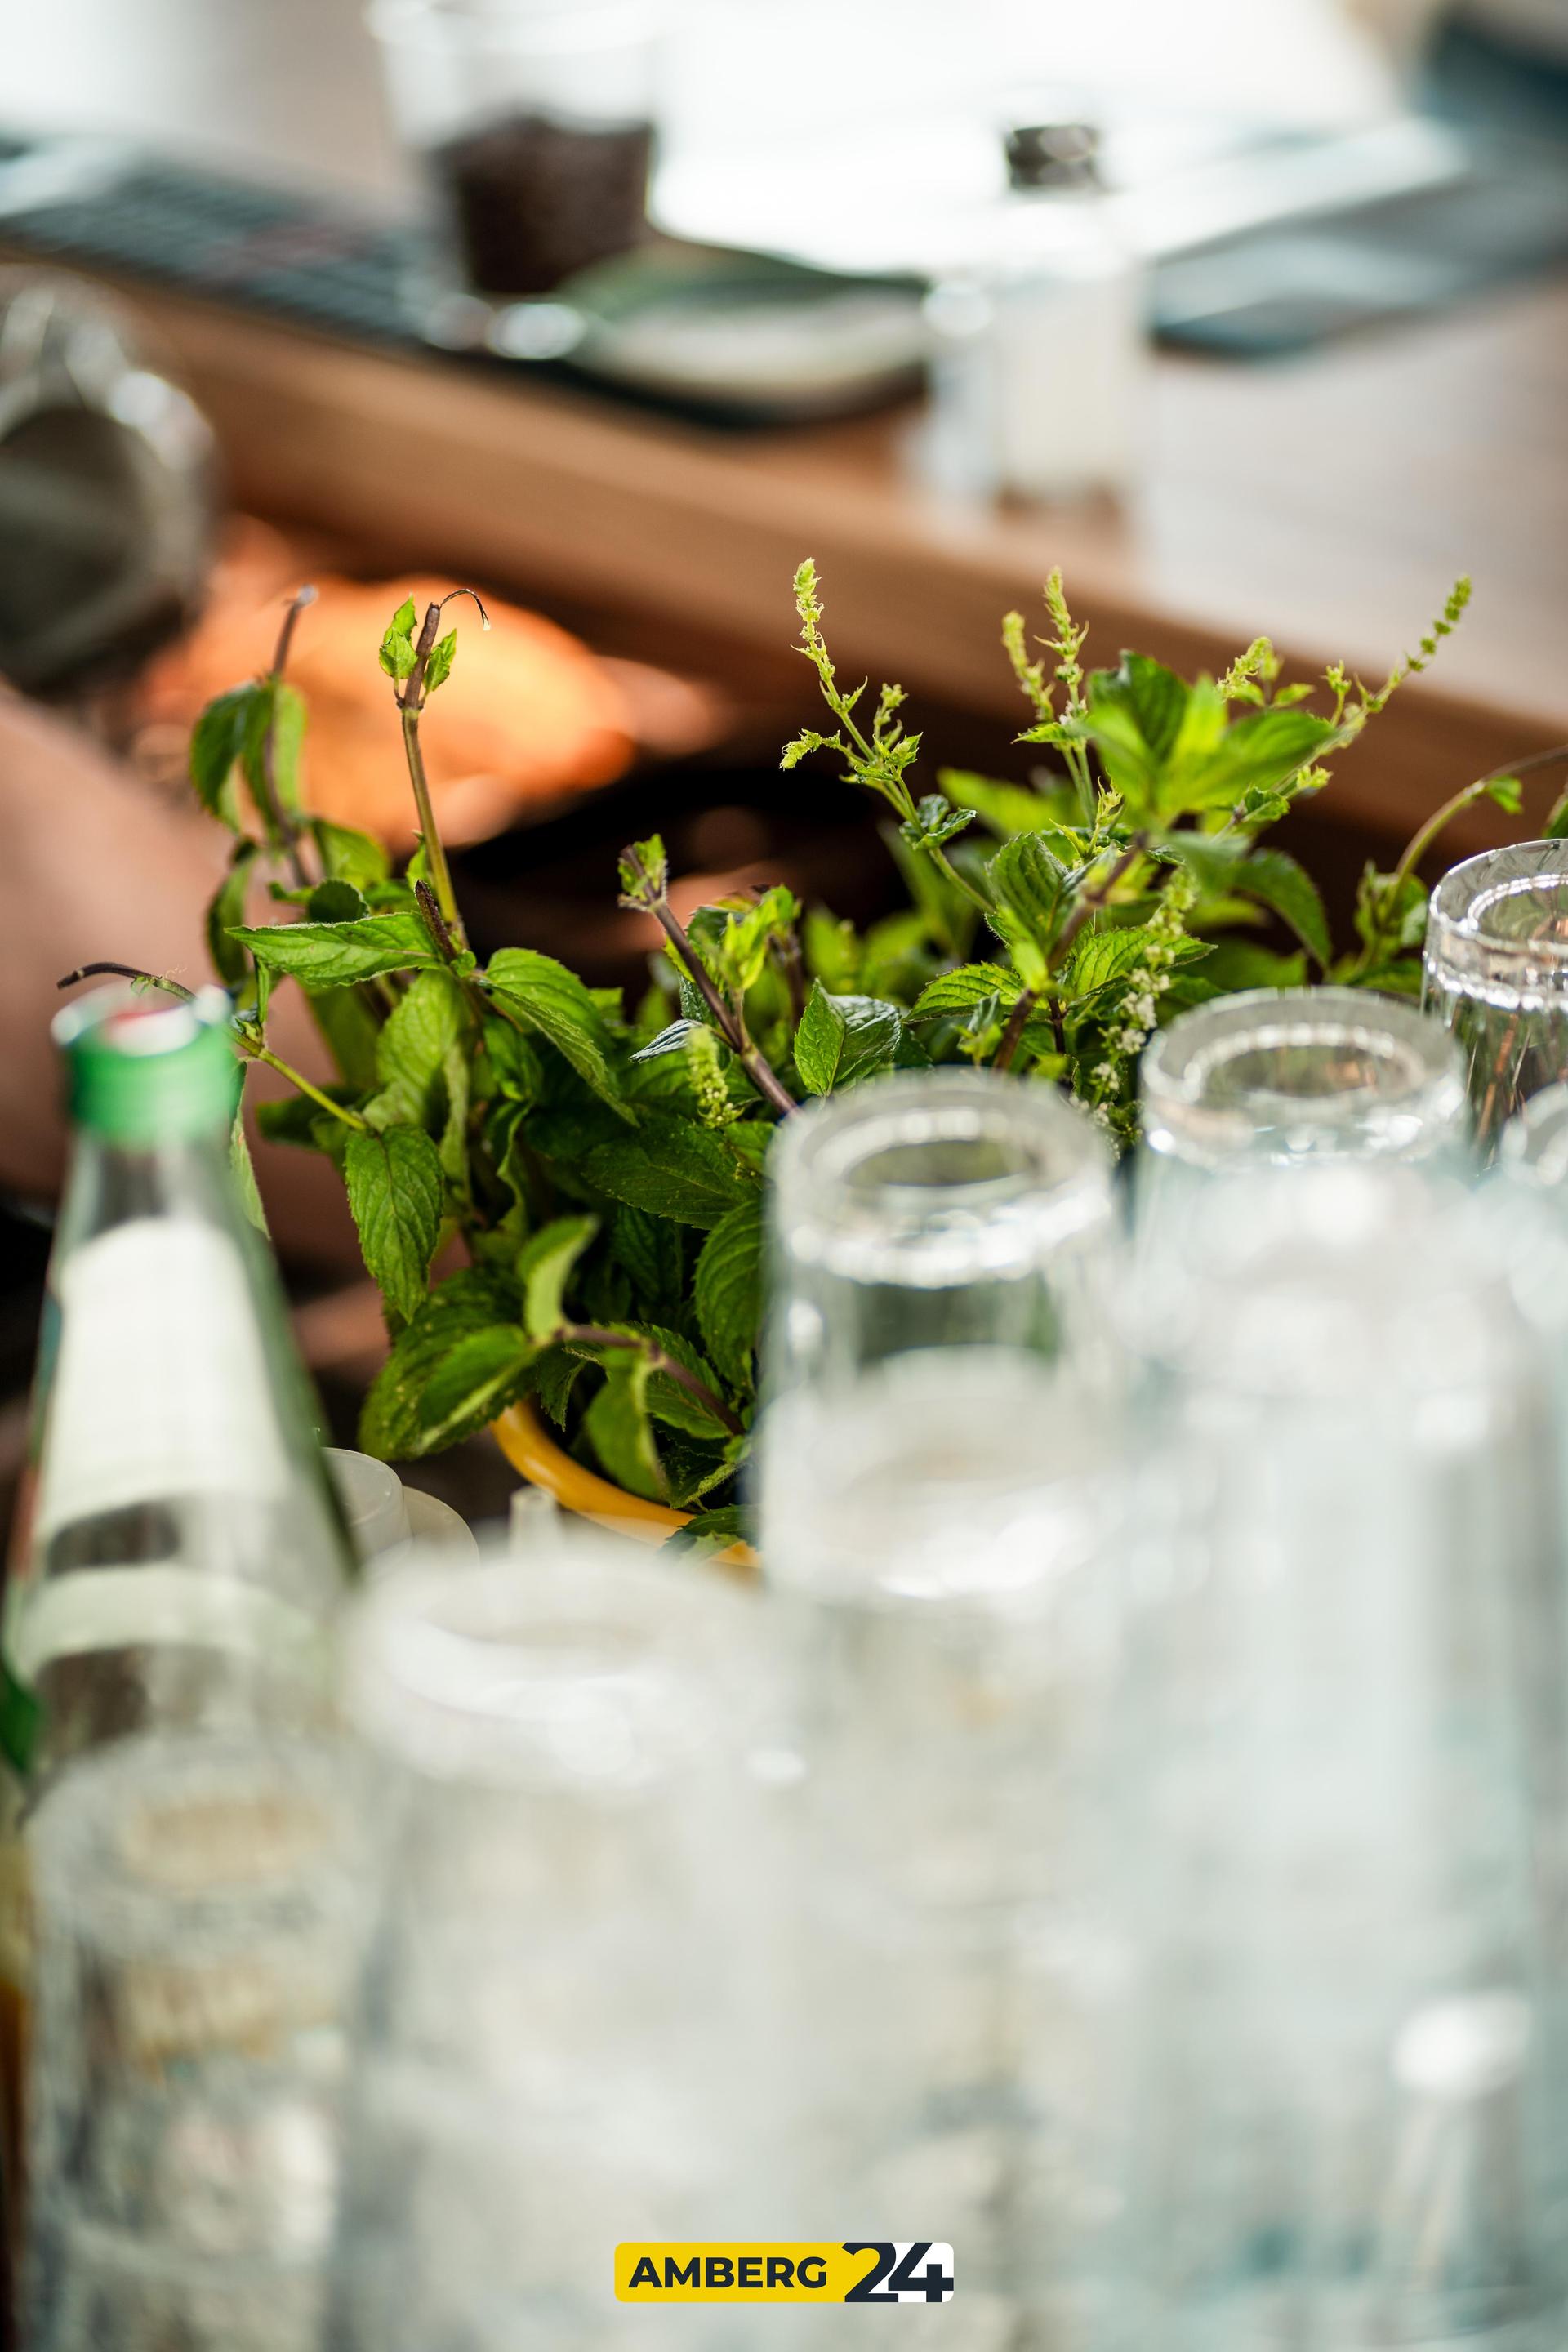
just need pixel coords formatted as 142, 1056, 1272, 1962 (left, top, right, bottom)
615, 2243, 956, 2305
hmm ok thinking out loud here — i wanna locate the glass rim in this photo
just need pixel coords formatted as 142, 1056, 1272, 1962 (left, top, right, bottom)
366, 0, 657, 55
1427, 839, 1568, 972
1139, 985, 1463, 1156
343, 1545, 760, 1792
773, 1068, 1113, 1236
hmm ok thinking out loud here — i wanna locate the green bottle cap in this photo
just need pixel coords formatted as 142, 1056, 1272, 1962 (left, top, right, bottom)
55, 983, 241, 1144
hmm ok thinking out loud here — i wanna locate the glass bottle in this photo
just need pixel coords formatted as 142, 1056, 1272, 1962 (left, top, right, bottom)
0, 983, 354, 2302
1118, 1165, 1568, 2350
1424, 840, 1568, 1156
924, 120, 1144, 504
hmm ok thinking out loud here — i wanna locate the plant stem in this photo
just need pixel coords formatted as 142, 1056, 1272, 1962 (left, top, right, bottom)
993, 988, 1037, 1074
1049, 835, 1147, 975
394, 590, 489, 942
257, 588, 317, 892
928, 844, 991, 916
56, 962, 195, 1000
413, 878, 492, 1032
624, 849, 798, 1117
561, 1324, 745, 1438
243, 1041, 372, 1133
399, 708, 462, 936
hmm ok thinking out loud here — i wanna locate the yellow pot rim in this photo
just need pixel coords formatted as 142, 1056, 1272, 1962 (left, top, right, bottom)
490, 1401, 759, 1576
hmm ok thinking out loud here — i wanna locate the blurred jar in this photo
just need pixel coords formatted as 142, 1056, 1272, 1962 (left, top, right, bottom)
1134, 986, 1469, 1316
923, 122, 1144, 505
0, 272, 215, 694
1425, 841, 1568, 1158
333, 1542, 782, 2351
1119, 1166, 1568, 2351
368, 0, 662, 354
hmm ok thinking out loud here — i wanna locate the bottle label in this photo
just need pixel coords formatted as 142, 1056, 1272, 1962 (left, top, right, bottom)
1, 1221, 296, 1771
33, 1221, 291, 1539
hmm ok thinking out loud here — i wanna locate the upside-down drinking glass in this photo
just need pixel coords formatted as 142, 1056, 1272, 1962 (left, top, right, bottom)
1134, 987, 1469, 1292
24, 1731, 371, 2352
761, 1071, 1133, 2346
332, 1540, 781, 2352
1116, 1165, 1568, 2352
1425, 840, 1568, 1156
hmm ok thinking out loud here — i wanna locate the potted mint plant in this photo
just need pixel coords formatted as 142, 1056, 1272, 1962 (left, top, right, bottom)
66, 562, 1553, 1558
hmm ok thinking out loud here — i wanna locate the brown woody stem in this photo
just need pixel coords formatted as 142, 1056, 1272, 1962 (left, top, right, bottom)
57, 962, 195, 1000
623, 849, 798, 1117
992, 988, 1038, 1074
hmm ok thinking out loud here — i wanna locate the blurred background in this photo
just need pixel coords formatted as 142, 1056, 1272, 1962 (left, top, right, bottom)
0, 0, 1565, 1523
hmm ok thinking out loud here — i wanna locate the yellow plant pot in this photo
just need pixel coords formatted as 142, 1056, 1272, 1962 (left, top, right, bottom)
491, 1402, 759, 1576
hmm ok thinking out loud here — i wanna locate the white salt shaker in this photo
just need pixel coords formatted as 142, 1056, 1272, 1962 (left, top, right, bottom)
924, 121, 1145, 505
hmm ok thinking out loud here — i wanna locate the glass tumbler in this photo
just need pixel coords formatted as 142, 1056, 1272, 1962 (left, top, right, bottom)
1134, 987, 1468, 1297
765, 1067, 1120, 1432
1115, 1165, 1568, 2352
332, 1540, 781, 2352
24, 1731, 371, 2352
1425, 840, 1568, 1156
368, 0, 662, 353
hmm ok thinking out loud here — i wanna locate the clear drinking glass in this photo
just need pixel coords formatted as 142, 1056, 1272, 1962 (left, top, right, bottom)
760, 1076, 1133, 2350
368, 0, 662, 354
332, 1541, 781, 2352
1134, 986, 1468, 1285
766, 1068, 1120, 1405
1116, 1165, 1568, 2351
1425, 840, 1568, 1157
24, 1731, 370, 2352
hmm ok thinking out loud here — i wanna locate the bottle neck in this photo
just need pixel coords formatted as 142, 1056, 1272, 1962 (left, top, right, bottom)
55, 1118, 244, 1263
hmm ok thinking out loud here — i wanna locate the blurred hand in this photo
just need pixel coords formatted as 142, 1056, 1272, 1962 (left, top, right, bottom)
0, 692, 359, 1270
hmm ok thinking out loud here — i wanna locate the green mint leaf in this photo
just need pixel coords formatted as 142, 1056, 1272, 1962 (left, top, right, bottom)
344, 1125, 444, 1324
378, 598, 419, 679
306, 879, 368, 924
1232, 846, 1332, 969
939, 769, 1079, 841
1085, 658, 1183, 815
189, 685, 257, 829
1175, 705, 1335, 816
1546, 792, 1568, 843
988, 832, 1069, 944
693, 1196, 764, 1391
617, 835, 669, 902
416, 1325, 540, 1446
205, 843, 258, 987
584, 1349, 666, 1500
1484, 775, 1523, 816
423, 629, 457, 693
517, 1214, 599, 1340
611, 1204, 684, 1318
794, 982, 902, 1095
359, 1268, 520, 1459
532, 1344, 584, 1430
374, 969, 464, 1129
910, 963, 1022, 1021
803, 908, 861, 992
585, 1115, 755, 1228
310, 818, 390, 887
485, 948, 631, 1119
240, 679, 307, 825
232, 911, 440, 991
229, 1102, 269, 1238
1064, 926, 1156, 999
898, 793, 973, 853
662, 1504, 754, 1560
